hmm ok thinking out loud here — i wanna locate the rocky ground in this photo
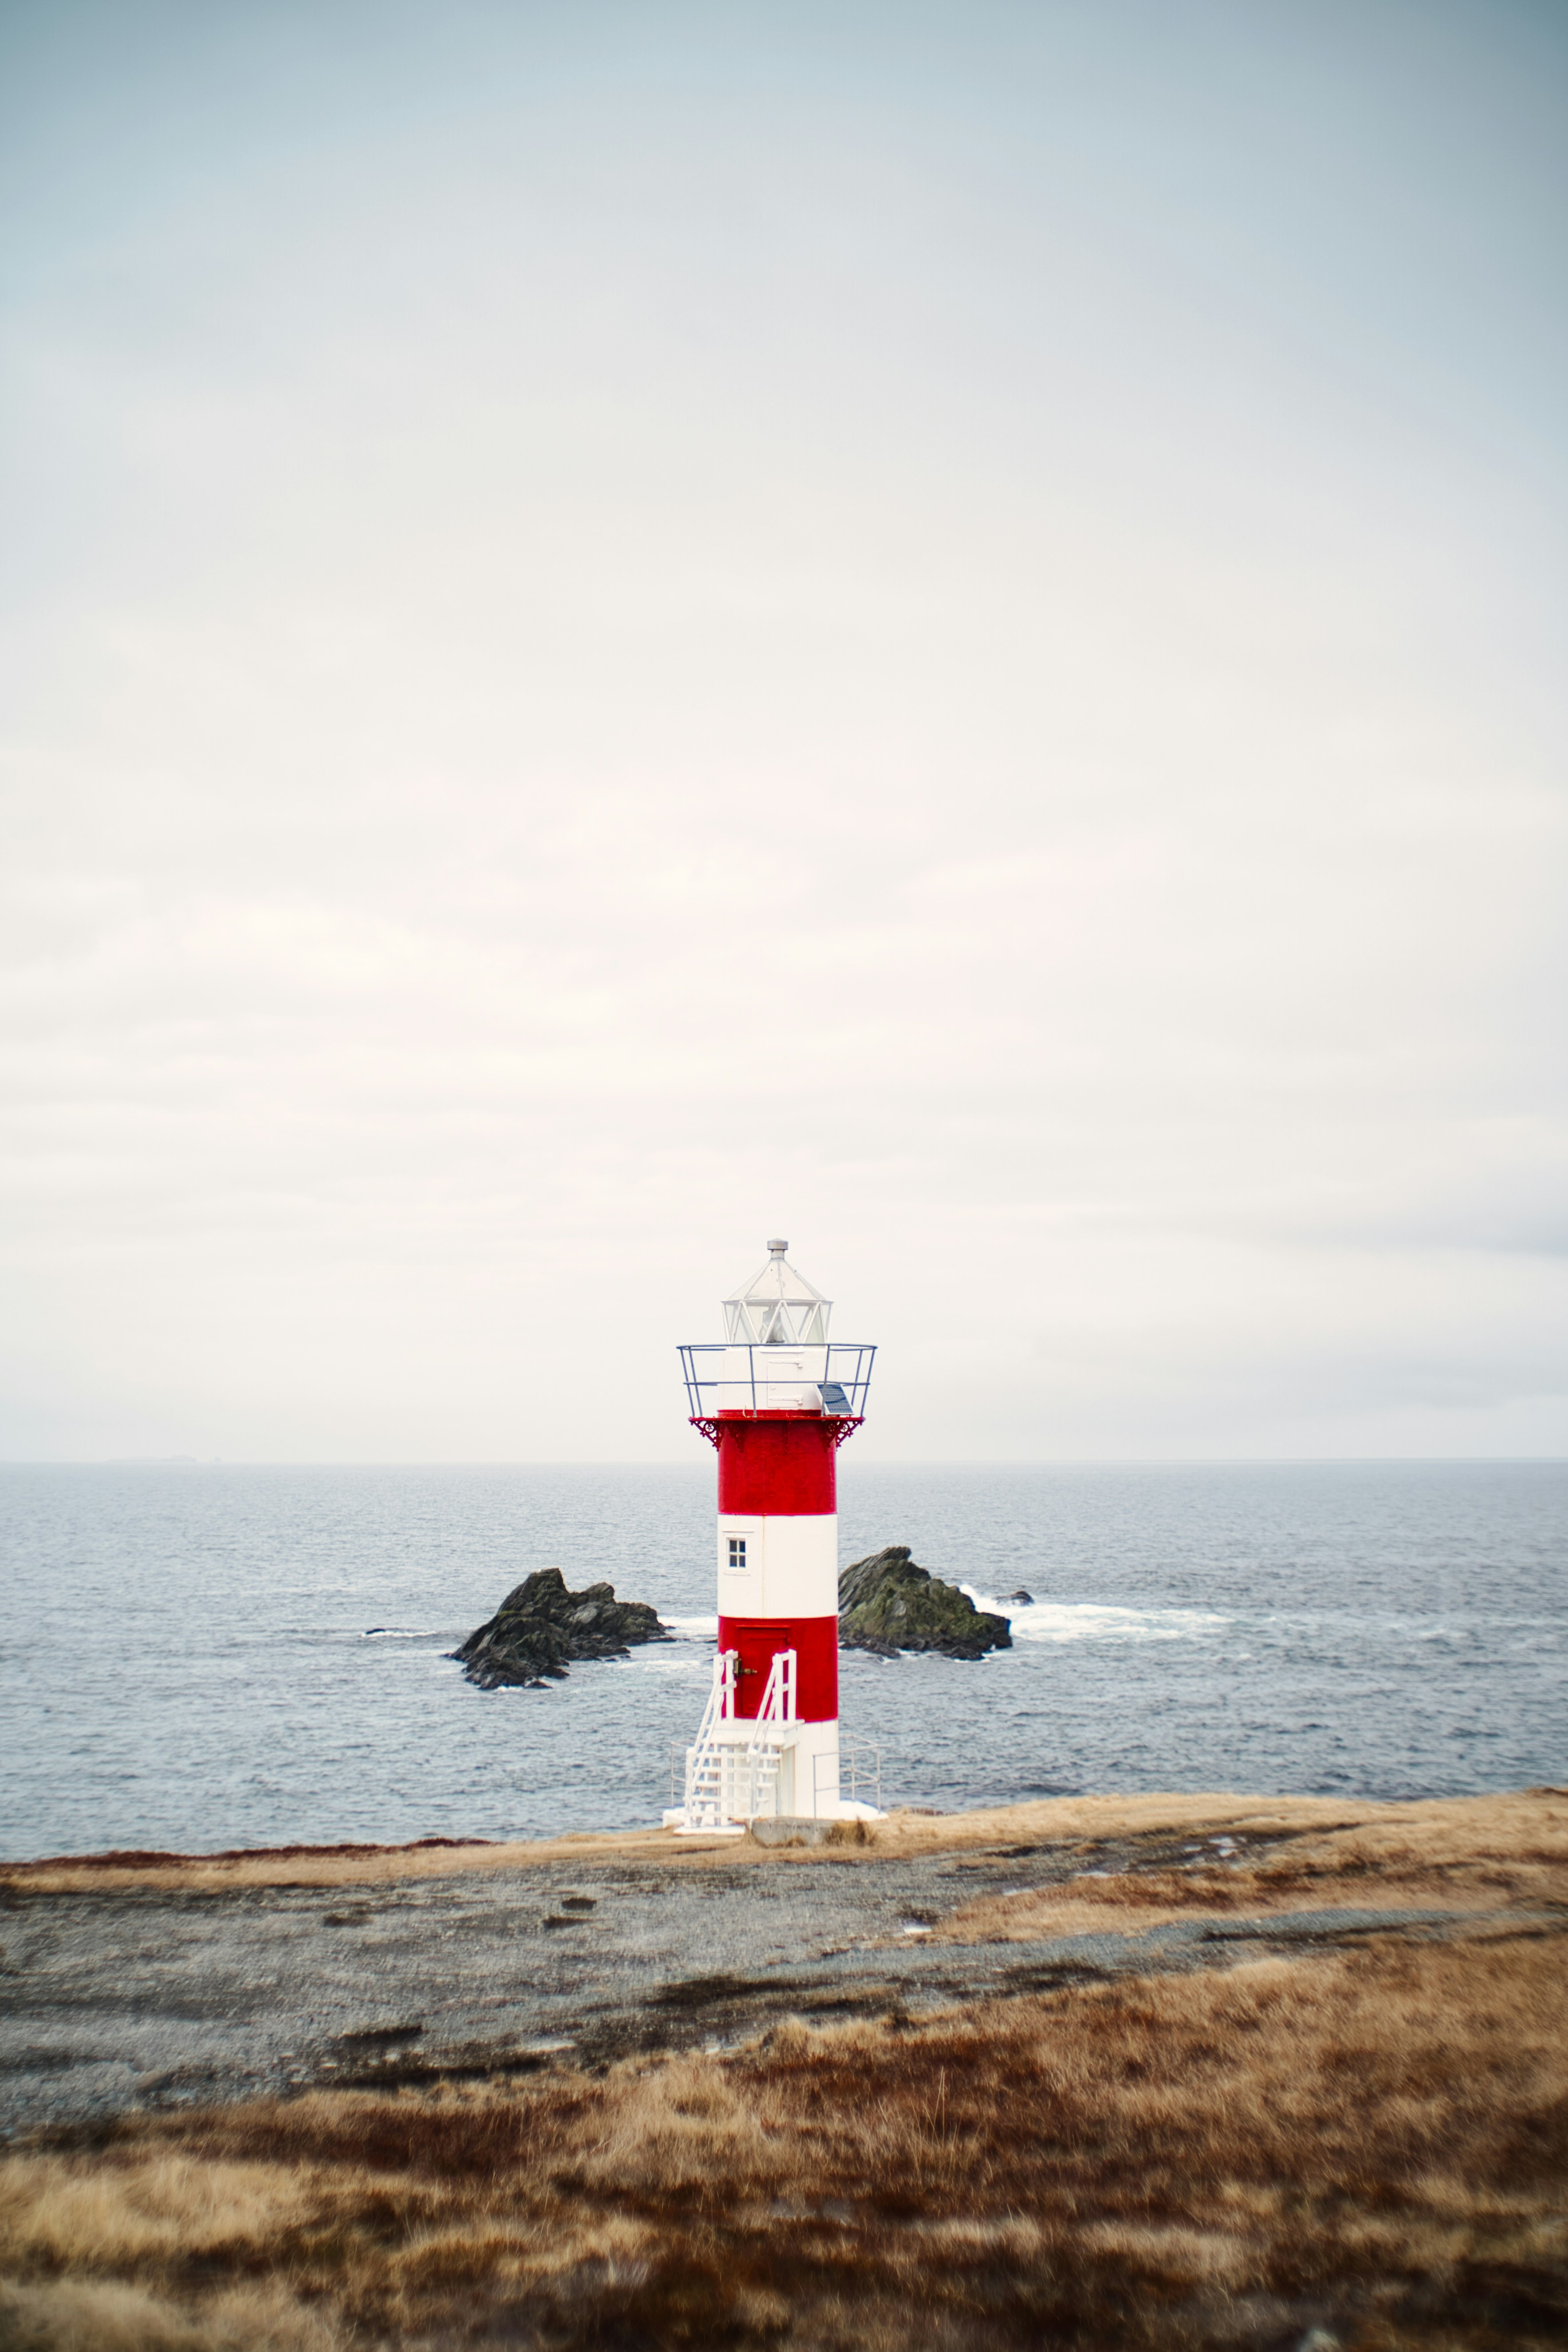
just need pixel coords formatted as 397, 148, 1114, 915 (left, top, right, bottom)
3, 1791, 1564, 2350
3, 1790, 1562, 2137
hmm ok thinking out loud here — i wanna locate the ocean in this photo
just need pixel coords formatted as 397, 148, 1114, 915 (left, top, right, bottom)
2, 1460, 1564, 1860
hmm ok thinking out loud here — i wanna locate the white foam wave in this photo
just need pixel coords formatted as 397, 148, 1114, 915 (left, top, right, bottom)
962, 1589, 1229, 1644
664, 1615, 719, 1639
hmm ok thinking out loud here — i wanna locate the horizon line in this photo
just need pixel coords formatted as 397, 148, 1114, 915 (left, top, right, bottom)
2, 1455, 1564, 1471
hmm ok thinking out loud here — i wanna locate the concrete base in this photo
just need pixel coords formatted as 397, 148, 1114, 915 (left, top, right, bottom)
663, 1797, 884, 1837
747, 1806, 885, 1846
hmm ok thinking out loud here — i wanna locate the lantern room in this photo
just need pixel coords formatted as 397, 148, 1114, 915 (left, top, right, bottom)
723, 1239, 831, 1347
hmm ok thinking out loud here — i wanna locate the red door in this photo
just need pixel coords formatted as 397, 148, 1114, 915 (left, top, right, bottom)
717, 1617, 838, 1722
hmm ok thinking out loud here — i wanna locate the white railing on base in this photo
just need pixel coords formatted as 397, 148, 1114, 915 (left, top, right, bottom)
811, 1732, 882, 1815
841, 1730, 882, 1813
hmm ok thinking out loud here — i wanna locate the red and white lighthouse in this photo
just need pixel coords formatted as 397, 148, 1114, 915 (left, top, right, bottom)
668, 1241, 878, 1833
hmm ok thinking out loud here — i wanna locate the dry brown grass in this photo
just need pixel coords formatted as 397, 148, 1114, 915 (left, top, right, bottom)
939, 1788, 1568, 1944
4, 1931, 1565, 2349
5, 1790, 1534, 1895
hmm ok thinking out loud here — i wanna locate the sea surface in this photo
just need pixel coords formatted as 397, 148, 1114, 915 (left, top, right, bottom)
2, 1461, 1564, 1860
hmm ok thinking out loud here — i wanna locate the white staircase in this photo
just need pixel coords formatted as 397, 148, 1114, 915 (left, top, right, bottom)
677, 1648, 798, 1833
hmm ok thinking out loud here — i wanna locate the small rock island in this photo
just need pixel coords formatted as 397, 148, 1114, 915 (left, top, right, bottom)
839, 1546, 1012, 1659
453, 1568, 669, 1690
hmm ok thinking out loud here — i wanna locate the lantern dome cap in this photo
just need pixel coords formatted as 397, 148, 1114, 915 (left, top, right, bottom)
723, 1241, 832, 1346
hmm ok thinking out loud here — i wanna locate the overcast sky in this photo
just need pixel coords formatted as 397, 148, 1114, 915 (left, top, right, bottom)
2, 0, 1564, 1463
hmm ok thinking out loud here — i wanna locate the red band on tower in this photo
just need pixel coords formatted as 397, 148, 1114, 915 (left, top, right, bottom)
714, 1413, 839, 1516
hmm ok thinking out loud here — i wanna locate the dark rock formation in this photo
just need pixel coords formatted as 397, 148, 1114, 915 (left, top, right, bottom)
999, 1588, 1035, 1605
452, 1568, 669, 1690
838, 1547, 1012, 1660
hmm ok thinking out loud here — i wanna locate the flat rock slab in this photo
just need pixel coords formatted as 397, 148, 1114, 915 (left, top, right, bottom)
4, 1838, 1555, 2139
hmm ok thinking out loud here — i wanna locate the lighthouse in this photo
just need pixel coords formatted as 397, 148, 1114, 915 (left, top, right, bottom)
668, 1241, 878, 1833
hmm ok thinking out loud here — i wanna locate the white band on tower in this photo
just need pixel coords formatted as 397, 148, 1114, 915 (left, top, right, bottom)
717, 1513, 837, 1617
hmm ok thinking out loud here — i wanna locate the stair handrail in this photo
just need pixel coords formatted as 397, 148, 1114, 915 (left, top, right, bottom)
737, 1648, 799, 1821
683, 1650, 739, 1825
750, 1647, 797, 1740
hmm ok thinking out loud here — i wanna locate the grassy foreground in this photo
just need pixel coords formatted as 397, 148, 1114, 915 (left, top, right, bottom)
2, 1793, 1565, 2351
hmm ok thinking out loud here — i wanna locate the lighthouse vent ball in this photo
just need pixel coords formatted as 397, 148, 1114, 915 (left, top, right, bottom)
450, 1568, 670, 1690
838, 1546, 1012, 1660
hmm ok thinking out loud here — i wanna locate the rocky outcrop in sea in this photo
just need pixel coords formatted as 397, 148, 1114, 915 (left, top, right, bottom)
452, 1568, 670, 1690
838, 1546, 1012, 1660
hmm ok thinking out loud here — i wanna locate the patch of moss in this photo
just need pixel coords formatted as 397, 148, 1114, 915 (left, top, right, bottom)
838, 1546, 1011, 1659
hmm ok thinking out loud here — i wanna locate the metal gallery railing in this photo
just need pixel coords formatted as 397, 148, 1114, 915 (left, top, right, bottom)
677, 1341, 876, 1420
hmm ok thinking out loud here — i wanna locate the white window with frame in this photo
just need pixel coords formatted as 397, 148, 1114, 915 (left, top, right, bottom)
718, 1524, 762, 1598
